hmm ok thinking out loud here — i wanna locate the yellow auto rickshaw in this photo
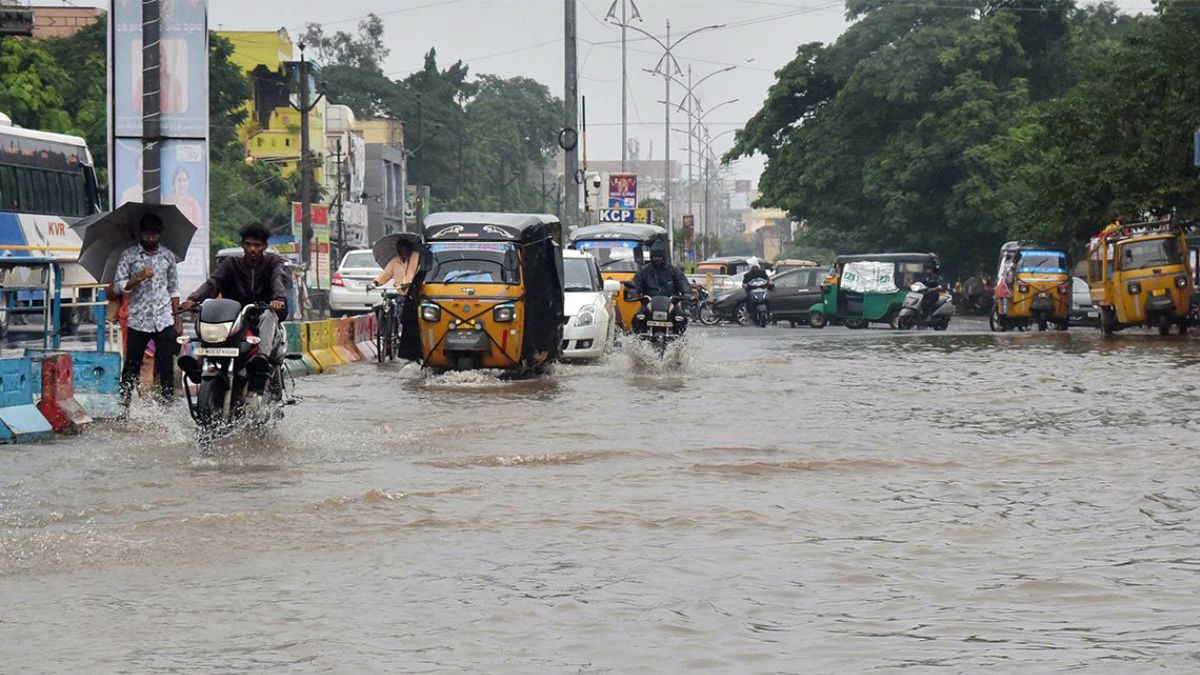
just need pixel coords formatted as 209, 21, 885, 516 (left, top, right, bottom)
1087, 219, 1194, 335
568, 223, 666, 332
990, 242, 1071, 332
418, 213, 565, 372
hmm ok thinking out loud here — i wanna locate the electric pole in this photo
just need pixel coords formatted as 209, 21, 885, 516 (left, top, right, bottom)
292, 43, 324, 318
564, 0, 581, 229
141, 0, 161, 204
606, 0, 641, 172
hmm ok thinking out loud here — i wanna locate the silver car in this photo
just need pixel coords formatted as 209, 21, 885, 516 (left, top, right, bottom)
1071, 276, 1099, 326
330, 250, 384, 316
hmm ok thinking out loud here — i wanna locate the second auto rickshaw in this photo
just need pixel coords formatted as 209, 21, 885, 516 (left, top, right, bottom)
990, 242, 1071, 332
1087, 220, 1194, 335
418, 213, 565, 372
808, 253, 940, 329
568, 223, 667, 332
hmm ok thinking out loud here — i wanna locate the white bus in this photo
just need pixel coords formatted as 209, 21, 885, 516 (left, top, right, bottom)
0, 112, 102, 336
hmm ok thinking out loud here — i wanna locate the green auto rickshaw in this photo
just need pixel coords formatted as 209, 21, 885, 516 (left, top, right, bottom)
807, 253, 941, 329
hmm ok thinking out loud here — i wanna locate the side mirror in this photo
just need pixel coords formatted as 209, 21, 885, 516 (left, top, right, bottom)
603, 279, 621, 293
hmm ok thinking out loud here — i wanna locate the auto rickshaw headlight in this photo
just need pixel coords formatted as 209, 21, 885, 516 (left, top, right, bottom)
1176, 275, 1188, 288
420, 303, 441, 322
493, 304, 516, 322
1017, 283, 1030, 294
1058, 282, 1070, 294
1127, 282, 1142, 294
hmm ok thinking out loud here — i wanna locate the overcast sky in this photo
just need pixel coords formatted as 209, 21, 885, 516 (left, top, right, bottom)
69, 0, 1158, 184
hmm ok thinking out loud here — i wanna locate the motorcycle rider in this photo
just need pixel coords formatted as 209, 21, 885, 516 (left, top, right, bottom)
919, 260, 946, 319
741, 264, 770, 291
631, 241, 693, 331
179, 223, 288, 394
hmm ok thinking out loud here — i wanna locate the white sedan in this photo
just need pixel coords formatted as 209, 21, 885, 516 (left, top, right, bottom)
561, 249, 619, 360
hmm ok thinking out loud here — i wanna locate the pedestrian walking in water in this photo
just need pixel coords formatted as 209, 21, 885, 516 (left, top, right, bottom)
114, 213, 181, 409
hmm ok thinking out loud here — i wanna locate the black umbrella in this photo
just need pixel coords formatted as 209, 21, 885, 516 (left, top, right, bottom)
370, 232, 423, 269
70, 202, 196, 282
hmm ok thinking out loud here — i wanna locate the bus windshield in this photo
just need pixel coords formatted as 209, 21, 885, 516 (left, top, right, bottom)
576, 240, 639, 272
0, 129, 98, 219
428, 242, 519, 284
1118, 237, 1181, 272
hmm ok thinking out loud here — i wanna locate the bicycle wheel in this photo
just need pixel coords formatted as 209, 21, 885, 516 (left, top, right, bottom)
375, 306, 387, 363
389, 299, 405, 360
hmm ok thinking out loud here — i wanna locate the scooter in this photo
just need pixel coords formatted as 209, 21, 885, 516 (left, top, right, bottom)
176, 299, 298, 444
895, 282, 956, 331
744, 277, 774, 328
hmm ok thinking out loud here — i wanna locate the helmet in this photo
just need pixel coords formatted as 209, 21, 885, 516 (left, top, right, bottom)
649, 242, 668, 261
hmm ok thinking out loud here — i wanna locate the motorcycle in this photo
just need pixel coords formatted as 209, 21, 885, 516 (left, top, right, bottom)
744, 277, 774, 328
625, 282, 688, 353
176, 299, 297, 444
895, 282, 956, 331
689, 286, 720, 326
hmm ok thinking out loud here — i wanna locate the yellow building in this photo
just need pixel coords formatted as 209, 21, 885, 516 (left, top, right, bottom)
359, 119, 405, 148
218, 29, 328, 183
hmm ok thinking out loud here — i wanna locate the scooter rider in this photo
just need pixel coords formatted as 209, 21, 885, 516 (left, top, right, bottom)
179, 223, 288, 394
631, 242, 693, 330
742, 264, 770, 290
919, 260, 945, 318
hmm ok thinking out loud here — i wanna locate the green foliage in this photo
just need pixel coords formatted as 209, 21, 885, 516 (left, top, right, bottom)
0, 36, 74, 134
728, 1, 1200, 275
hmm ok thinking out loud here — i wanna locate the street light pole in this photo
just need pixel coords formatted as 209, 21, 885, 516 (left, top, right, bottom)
626, 19, 725, 260
605, 0, 642, 172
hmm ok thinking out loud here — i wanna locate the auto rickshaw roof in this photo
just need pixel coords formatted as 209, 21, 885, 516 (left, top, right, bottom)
424, 212, 561, 243
568, 223, 666, 244
1000, 241, 1066, 255
834, 252, 939, 265
700, 256, 754, 265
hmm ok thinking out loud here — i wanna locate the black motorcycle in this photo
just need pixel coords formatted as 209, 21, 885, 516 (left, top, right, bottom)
177, 299, 296, 443
625, 282, 688, 353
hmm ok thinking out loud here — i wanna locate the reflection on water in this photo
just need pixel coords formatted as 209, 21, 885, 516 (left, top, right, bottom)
5, 322, 1200, 671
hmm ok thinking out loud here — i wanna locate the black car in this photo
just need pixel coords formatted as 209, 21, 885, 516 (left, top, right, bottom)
711, 267, 827, 325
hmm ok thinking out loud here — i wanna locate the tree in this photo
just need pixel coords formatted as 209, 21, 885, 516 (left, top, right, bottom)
0, 37, 74, 134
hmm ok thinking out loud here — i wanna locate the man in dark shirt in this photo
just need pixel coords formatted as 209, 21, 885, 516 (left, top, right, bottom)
919, 260, 945, 318
631, 242, 693, 330
180, 223, 288, 393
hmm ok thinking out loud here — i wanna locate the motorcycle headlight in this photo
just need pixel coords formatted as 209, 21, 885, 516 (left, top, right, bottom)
652, 310, 668, 321
574, 305, 596, 327
199, 321, 233, 343
420, 303, 441, 322
493, 304, 516, 322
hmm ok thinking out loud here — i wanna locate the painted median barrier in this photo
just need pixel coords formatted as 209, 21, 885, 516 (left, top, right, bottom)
0, 358, 54, 444
66, 351, 123, 421
306, 321, 337, 371
355, 315, 377, 360
334, 317, 361, 363
34, 353, 93, 434
283, 323, 311, 377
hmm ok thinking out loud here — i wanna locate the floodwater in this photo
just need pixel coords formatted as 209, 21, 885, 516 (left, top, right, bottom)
4, 318, 1200, 672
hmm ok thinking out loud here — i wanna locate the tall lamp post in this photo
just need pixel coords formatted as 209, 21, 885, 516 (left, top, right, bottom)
664, 98, 738, 258
605, 0, 642, 172
625, 20, 724, 261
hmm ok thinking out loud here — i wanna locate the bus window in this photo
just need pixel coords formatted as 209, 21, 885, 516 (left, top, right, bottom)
0, 165, 14, 211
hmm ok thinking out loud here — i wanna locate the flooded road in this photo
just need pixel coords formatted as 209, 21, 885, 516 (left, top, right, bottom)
5, 319, 1200, 672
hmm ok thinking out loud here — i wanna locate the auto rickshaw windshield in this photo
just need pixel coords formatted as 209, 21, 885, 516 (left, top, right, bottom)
1016, 251, 1068, 274
576, 240, 639, 272
428, 242, 520, 284
1118, 237, 1181, 272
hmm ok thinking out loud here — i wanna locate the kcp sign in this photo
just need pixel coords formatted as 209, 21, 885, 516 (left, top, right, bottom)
598, 209, 653, 224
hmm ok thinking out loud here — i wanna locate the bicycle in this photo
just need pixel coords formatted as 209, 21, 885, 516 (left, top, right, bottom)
371, 287, 406, 363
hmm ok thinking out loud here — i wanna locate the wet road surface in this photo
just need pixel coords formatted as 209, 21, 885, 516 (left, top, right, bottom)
4, 318, 1200, 672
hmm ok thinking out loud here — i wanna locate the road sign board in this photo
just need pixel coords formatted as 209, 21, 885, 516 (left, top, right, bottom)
598, 208, 653, 224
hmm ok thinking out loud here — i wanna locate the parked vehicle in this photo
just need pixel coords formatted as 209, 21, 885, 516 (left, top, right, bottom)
808, 253, 939, 329
418, 213, 565, 373
330, 249, 383, 316
1070, 276, 1100, 326
696, 256, 756, 277
561, 249, 619, 361
896, 281, 956, 330
745, 277, 773, 327
569, 223, 667, 334
1087, 220, 1193, 335
709, 267, 827, 326
772, 259, 820, 275
990, 243, 1071, 332
176, 300, 296, 445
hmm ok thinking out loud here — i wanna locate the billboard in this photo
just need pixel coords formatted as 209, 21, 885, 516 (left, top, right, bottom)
292, 202, 331, 290
338, 201, 368, 249
113, 137, 210, 293
598, 208, 654, 224
608, 173, 637, 209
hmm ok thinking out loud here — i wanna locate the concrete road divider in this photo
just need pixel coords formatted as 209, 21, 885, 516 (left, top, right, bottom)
64, 351, 123, 421
34, 353, 93, 434
306, 321, 338, 371
283, 323, 312, 377
322, 319, 347, 366
0, 358, 54, 444
334, 317, 361, 363
355, 315, 377, 360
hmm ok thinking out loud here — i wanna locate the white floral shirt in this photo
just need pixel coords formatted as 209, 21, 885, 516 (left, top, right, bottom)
113, 245, 180, 333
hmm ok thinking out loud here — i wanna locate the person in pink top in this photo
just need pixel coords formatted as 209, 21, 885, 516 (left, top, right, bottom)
368, 238, 419, 293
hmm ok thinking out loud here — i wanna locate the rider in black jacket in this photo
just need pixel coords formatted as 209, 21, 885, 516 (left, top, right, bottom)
631, 242, 693, 330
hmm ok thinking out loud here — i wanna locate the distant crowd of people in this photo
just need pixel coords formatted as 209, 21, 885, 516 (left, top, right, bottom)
950, 273, 997, 315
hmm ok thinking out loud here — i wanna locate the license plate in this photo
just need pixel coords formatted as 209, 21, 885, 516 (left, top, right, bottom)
1087, 310, 1098, 318
194, 347, 239, 357
647, 320, 673, 328
1152, 289, 1167, 296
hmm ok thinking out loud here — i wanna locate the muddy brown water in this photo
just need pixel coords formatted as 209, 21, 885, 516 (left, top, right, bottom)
4, 320, 1200, 672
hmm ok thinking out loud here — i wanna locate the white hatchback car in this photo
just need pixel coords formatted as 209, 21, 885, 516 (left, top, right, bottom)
330, 249, 384, 316
561, 249, 619, 360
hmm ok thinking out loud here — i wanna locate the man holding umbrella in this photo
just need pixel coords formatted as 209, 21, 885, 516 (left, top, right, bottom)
113, 213, 182, 406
